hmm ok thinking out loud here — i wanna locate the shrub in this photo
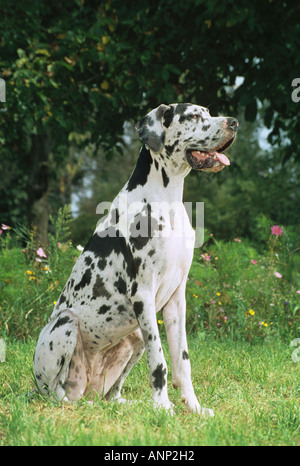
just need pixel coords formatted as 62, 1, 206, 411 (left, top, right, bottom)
0, 213, 299, 343
186, 226, 300, 342
0, 209, 80, 339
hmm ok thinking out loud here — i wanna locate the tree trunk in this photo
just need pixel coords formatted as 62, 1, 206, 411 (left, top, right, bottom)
27, 134, 50, 246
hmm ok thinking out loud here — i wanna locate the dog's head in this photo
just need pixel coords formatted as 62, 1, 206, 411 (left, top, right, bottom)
136, 103, 238, 173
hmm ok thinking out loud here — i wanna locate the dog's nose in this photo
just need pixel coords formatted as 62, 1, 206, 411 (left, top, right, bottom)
227, 117, 239, 131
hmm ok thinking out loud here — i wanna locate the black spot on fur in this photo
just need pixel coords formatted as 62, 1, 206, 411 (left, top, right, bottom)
182, 350, 189, 360
161, 167, 169, 187
84, 256, 93, 266
152, 363, 167, 390
127, 146, 153, 192
97, 258, 107, 270
84, 232, 141, 281
110, 208, 119, 225
179, 113, 194, 124
74, 269, 92, 292
58, 294, 66, 306
175, 103, 191, 115
93, 275, 111, 299
129, 204, 159, 250
117, 304, 127, 313
114, 277, 127, 295
50, 316, 72, 334
49, 341, 53, 351
164, 139, 179, 155
133, 301, 144, 318
97, 304, 111, 315
163, 106, 175, 128
131, 281, 138, 296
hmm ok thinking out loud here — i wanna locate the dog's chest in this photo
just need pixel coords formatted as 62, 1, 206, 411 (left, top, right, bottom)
151, 208, 195, 310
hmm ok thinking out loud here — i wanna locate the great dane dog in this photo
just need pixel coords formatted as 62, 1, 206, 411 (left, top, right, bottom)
33, 103, 238, 416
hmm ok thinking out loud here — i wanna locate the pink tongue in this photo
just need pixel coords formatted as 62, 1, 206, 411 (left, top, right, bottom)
215, 152, 230, 166
191, 151, 230, 166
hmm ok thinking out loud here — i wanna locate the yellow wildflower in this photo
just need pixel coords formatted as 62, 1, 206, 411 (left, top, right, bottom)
249, 309, 255, 316
101, 80, 109, 90
26, 270, 33, 275
102, 36, 110, 45
260, 321, 268, 327
216, 292, 221, 296
158, 319, 163, 325
193, 294, 199, 298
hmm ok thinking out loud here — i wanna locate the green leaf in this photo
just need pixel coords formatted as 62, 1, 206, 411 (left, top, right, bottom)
245, 100, 257, 122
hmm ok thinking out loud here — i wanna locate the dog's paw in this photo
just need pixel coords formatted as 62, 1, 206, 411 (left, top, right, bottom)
183, 397, 214, 417
200, 406, 214, 418
153, 400, 175, 416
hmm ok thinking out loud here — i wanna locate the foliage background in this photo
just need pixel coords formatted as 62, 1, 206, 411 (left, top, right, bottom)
0, 0, 300, 245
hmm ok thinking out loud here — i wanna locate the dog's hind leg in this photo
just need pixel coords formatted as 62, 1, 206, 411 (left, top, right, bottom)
33, 310, 88, 401
104, 329, 145, 403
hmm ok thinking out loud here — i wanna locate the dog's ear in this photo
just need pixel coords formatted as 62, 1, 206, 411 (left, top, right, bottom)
135, 104, 171, 153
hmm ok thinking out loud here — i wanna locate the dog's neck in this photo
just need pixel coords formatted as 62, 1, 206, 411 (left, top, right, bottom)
124, 145, 190, 203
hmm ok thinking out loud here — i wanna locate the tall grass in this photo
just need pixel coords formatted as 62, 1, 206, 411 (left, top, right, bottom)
0, 209, 299, 342
0, 338, 299, 446
186, 222, 300, 342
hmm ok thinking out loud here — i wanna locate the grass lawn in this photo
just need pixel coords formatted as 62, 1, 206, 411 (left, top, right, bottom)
0, 336, 299, 446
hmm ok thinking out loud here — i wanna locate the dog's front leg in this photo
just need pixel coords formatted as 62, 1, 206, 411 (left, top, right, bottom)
163, 281, 214, 417
132, 292, 173, 413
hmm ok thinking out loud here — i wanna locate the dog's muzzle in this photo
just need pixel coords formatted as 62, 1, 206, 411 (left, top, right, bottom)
187, 118, 239, 173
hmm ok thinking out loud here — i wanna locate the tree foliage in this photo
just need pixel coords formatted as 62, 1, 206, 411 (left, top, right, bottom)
0, 0, 299, 238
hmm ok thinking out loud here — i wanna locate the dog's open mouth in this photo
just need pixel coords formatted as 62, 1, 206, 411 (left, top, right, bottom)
186, 137, 235, 172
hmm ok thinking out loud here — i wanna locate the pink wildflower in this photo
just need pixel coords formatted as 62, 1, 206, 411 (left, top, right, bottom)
250, 259, 258, 265
0, 230, 2, 235
296, 290, 300, 295
1, 224, 10, 230
201, 253, 211, 261
234, 238, 242, 243
274, 271, 282, 279
271, 225, 283, 236
36, 247, 47, 258
58, 242, 68, 252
